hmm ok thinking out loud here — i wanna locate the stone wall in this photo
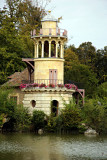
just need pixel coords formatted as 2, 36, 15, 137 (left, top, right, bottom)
9, 88, 25, 105
23, 88, 75, 115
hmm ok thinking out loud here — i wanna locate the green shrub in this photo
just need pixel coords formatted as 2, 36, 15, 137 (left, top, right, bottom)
60, 99, 82, 130
82, 98, 107, 134
32, 110, 46, 131
96, 82, 107, 98
14, 105, 31, 132
60, 107, 81, 130
45, 115, 62, 132
0, 88, 31, 132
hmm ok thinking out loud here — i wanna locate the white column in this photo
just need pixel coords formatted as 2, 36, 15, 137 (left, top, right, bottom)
34, 43, 37, 58
49, 41, 51, 57
42, 41, 44, 58
62, 44, 64, 58
56, 42, 58, 58
37, 42, 39, 58
60, 43, 63, 58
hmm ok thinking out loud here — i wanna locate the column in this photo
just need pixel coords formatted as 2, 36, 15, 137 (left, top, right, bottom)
34, 43, 37, 58
60, 43, 63, 58
49, 41, 51, 57
36, 42, 39, 58
62, 44, 64, 58
56, 42, 58, 58
42, 41, 44, 58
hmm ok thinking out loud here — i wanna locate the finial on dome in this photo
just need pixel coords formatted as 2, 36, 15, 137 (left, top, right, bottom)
48, 10, 51, 14
58, 16, 62, 23
41, 10, 57, 22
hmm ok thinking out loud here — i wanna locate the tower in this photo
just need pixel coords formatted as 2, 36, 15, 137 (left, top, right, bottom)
31, 11, 67, 85
23, 11, 77, 115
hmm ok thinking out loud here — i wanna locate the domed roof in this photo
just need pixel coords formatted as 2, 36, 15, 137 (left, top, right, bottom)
41, 10, 58, 22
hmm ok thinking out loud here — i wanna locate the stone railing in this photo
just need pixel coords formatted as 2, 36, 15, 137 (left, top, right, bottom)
34, 79, 63, 86
22, 79, 63, 86
31, 28, 67, 37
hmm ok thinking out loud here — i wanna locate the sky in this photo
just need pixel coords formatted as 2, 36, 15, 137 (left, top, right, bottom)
0, 0, 107, 49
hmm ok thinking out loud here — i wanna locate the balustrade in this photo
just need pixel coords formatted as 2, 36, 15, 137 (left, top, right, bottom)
31, 28, 67, 37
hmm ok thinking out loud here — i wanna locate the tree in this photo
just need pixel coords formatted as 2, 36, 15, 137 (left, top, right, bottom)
76, 42, 96, 70
64, 47, 79, 68
64, 63, 98, 96
0, 0, 50, 84
95, 47, 107, 83
82, 98, 107, 134
0, 15, 26, 84
96, 82, 107, 99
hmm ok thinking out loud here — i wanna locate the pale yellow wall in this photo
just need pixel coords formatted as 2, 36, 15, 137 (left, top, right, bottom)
23, 90, 74, 115
42, 21, 57, 35
42, 21, 57, 29
34, 58, 64, 84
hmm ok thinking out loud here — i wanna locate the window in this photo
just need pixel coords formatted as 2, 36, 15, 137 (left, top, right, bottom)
31, 100, 36, 108
51, 100, 59, 116
10, 96, 17, 104
49, 69, 57, 85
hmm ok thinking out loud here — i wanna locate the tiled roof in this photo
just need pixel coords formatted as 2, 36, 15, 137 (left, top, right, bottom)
8, 72, 20, 79
3, 68, 34, 87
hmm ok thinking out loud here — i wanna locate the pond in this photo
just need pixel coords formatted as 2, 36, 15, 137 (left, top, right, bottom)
0, 133, 107, 160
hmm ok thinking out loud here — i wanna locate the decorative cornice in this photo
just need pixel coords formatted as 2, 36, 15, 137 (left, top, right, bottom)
22, 87, 76, 93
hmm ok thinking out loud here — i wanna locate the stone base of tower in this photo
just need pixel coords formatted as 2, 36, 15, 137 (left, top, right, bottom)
22, 88, 75, 115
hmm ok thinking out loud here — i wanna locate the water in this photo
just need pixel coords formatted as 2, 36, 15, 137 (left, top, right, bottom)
0, 133, 107, 160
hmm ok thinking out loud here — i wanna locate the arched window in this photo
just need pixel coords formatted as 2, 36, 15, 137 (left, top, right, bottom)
51, 41, 56, 57
31, 100, 36, 108
38, 41, 42, 58
44, 40, 49, 57
51, 100, 59, 116
58, 41, 61, 58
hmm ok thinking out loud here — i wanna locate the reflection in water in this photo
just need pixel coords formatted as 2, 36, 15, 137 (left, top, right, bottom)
0, 133, 107, 160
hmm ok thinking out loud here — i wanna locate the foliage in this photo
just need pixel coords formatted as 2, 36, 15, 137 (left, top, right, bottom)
39, 83, 46, 88
64, 47, 79, 68
32, 110, 46, 131
60, 100, 82, 130
82, 98, 107, 134
0, 0, 49, 85
0, 88, 15, 115
95, 48, 107, 83
57, 84, 64, 88
0, 48, 25, 84
95, 82, 107, 98
14, 105, 31, 132
0, 88, 31, 131
64, 63, 98, 96
77, 42, 96, 68
64, 84, 77, 90
0, 114, 5, 128
46, 101, 83, 133
46, 115, 59, 132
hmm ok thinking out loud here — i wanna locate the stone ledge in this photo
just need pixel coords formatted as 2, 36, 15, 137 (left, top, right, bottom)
22, 87, 76, 93
34, 58, 65, 62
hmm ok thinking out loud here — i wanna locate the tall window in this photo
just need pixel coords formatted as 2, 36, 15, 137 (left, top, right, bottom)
49, 69, 57, 85
44, 41, 49, 57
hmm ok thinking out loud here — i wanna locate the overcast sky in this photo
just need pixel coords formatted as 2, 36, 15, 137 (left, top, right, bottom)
0, 0, 107, 49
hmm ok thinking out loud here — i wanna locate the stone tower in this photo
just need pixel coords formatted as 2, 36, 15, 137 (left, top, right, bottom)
32, 11, 67, 85
22, 11, 78, 115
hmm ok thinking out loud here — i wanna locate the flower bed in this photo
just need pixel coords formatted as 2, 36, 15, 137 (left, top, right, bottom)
19, 83, 78, 90
64, 84, 78, 90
